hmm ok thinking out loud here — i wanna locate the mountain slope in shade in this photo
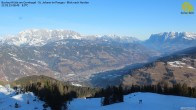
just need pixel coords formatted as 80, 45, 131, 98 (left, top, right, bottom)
68, 92, 196, 110
144, 32, 196, 54
2, 30, 196, 87
0, 40, 155, 83
123, 46, 196, 87
0, 29, 157, 87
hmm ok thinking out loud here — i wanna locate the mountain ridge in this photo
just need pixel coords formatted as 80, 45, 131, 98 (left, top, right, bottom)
144, 32, 196, 54
0, 30, 156, 86
123, 46, 196, 87
1, 29, 196, 87
1, 29, 139, 46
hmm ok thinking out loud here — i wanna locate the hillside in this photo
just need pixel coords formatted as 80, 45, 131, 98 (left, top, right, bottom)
1, 31, 196, 88
10, 75, 101, 110
68, 92, 196, 110
11, 75, 100, 97
1, 30, 196, 88
123, 46, 196, 87
0, 85, 51, 110
2, 83, 196, 110
0, 29, 157, 87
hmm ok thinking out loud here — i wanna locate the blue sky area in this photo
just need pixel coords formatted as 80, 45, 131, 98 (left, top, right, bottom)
0, 0, 195, 40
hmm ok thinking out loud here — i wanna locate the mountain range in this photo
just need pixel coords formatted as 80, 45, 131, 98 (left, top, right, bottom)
0, 29, 139, 46
144, 32, 196, 54
0, 29, 196, 87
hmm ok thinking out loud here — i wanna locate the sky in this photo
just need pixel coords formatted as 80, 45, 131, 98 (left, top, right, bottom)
0, 0, 195, 40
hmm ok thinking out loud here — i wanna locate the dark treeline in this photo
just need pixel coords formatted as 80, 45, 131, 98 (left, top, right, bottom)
95, 85, 124, 106
95, 83, 196, 106
12, 75, 196, 110
123, 83, 196, 98
12, 75, 100, 110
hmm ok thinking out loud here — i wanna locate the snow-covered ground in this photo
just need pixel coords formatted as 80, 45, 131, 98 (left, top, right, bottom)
168, 60, 195, 69
0, 85, 51, 110
2, 84, 196, 110
68, 92, 196, 110
168, 61, 186, 67
71, 82, 82, 87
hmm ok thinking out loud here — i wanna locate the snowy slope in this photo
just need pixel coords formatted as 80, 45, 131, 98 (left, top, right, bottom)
0, 85, 51, 110
68, 92, 196, 110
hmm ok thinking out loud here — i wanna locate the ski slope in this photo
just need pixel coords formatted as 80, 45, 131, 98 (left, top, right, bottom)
68, 92, 196, 110
0, 85, 51, 110
1, 84, 196, 110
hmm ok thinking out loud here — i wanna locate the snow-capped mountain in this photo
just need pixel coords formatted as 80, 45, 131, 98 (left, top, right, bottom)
95, 35, 140, 43
3, 29, 82, 46
0, 29, 156, 87
144, 32, 196, 54
1, 30, 196, 87
147, 32, 196, 42
2, 29, 139, 46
